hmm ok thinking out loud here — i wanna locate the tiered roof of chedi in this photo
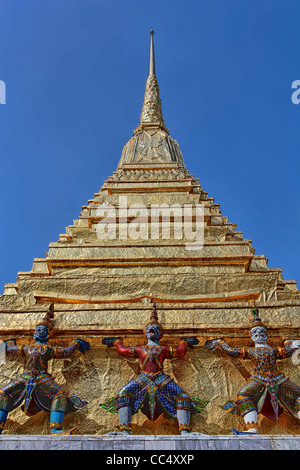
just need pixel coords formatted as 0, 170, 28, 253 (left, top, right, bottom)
2, 31, 298, 315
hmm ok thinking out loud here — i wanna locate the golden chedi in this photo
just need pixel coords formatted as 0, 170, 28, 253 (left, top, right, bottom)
0, 31, 299, 435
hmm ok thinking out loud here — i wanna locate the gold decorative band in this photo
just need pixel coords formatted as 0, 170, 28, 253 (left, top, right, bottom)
179, 423, 190, 432
50, 421, 62, 430
120, 422, 132, 433
245, 421, 259, 431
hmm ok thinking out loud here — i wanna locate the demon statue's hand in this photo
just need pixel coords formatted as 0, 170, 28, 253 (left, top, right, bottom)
4, 339, 15, 346
181, 337, 199, 349
102, 337, 120, 348
204, 339, 222, 351
289, 340, 300, 350
75, 339, 91, 354
287, 340, 300, 366
4, 339, 16, 352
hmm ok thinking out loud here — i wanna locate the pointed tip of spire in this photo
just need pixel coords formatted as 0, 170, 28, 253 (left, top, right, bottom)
149, 29, 156, 76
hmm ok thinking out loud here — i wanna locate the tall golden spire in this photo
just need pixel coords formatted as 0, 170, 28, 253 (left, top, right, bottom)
139, 30, 167, 132
117, 30, 186, 169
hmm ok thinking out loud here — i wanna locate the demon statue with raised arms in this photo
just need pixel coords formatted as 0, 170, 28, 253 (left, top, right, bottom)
0, 304, 90, 435
101, 303, 208, 434
205, 308, 300, 434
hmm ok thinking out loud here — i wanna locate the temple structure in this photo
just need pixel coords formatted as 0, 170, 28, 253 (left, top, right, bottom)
0, 32, 299, 436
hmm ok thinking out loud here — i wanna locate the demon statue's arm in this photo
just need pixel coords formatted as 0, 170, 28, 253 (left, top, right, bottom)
102, 337, 137, 358
166, 337, 199, 358
53, 339, 90, 358
205, 338, 247, 358
4, 339, 25, 357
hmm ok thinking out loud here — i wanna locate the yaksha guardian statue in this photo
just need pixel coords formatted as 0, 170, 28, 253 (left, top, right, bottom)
205, 308, 300, 435
0, 304, 90, 435
101, 303, 207, 434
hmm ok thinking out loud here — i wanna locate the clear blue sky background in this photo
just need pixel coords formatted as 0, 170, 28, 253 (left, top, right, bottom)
0, 0, 299, 292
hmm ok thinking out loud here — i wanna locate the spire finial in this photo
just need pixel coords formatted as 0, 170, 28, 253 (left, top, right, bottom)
138, 30, 166, 131
149, 29, 155, 76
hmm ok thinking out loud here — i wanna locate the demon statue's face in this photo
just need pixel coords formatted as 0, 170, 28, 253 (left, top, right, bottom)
33, 324, 49, 344
145, 323, 162, 344
251, 326, 268, 347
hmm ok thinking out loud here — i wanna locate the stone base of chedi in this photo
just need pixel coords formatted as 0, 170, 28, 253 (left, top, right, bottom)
0, 31, 299, 437
0, 434, 299, 451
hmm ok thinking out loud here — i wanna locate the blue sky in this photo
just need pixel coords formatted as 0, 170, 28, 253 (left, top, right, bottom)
0, 0, 299, 291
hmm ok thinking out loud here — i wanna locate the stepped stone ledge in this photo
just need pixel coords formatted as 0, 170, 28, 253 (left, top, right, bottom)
0, 434, 299, 451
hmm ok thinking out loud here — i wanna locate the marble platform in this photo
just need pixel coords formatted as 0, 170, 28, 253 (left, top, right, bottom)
0, 434, 299, 450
